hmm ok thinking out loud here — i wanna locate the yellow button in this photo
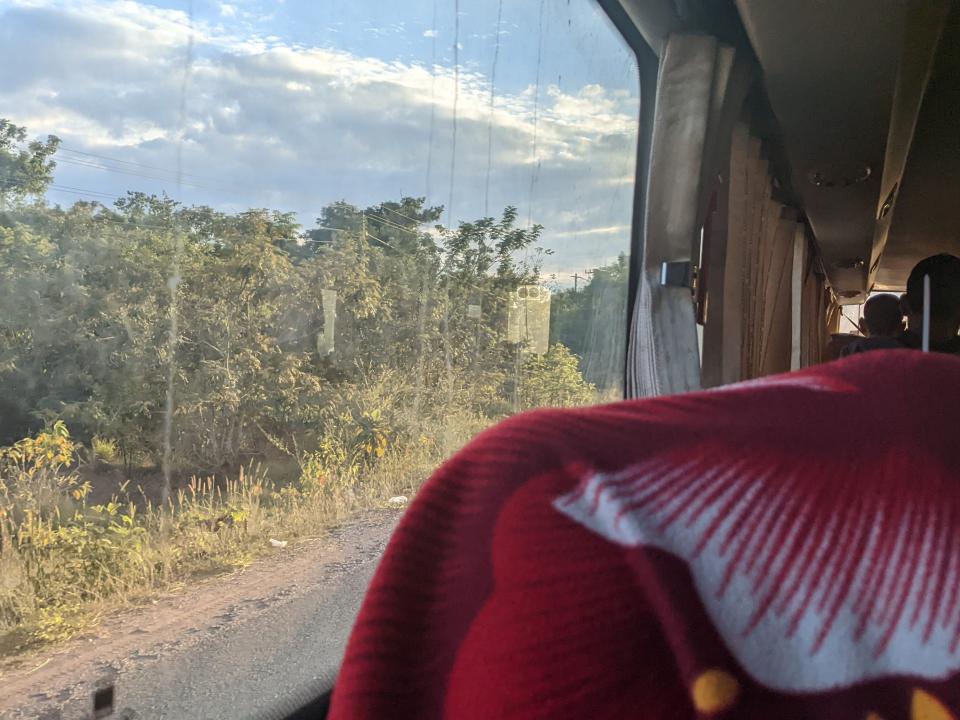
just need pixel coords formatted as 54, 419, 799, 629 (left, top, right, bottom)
691, 669, 740, 714
912, 689, 956, 720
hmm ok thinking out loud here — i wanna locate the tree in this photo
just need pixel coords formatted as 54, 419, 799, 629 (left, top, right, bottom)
0, 120, 60, 206
519, 344, 596, 410
0, 119, 602, 477
550, 253, 629, 392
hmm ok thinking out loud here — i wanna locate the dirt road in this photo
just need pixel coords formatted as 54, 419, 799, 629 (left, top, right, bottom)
0, 509, 402, 719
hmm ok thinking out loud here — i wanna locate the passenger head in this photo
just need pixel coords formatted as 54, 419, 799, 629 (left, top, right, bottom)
903, 254, 960, 341
858, 293, 903, 337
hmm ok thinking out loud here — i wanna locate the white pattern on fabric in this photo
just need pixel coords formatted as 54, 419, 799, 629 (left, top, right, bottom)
554, 464, 960, 692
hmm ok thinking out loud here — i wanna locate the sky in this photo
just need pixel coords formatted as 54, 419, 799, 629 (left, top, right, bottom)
0, 0, 640, 283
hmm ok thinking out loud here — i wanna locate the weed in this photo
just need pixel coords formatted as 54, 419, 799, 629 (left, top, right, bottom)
0, 355, 598, 658
0, 414, 481, 657
91, 436, 119, 464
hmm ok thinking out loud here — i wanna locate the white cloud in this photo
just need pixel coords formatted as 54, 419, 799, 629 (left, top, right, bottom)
219, 3, 236, 18
422, 29, 437, 38
0, 0, 640, 275
283, 80, 310, 93
551, 225, 632, 238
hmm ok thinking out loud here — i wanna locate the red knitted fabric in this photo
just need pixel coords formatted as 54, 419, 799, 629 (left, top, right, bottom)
329, 350, 960, 719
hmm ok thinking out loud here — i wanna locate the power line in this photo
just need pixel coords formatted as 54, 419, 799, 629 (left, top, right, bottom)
3, 180, 130, 209
59, 154, 192, 183
59, 146, 218, 184
0, 149, 246, 199
55, 155, 247, 195
57, 153, 459, 231
39, 170, 310, 221
55, 152, 439, 225
47, 183, 125, 200
365, 211, 422, 236
43, 180, 359, 241
380, 205, 433, 227
56, 156, 210, 189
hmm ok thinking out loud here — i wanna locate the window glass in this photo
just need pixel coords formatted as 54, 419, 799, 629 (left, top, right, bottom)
0, 0, 639, 715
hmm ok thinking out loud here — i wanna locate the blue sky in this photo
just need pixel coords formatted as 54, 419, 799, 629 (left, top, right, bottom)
0, 0, 640, 282
153, 0, 625, 94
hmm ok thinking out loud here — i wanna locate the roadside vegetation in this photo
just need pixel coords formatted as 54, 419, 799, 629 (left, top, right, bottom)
0, 414, 481, 656
0, 120, 624, 656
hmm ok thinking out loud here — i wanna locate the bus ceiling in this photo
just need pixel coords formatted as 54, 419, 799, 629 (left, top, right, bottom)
617, 0, 959, 302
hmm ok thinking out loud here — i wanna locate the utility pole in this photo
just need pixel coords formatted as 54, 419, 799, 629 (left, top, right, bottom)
412, 267, 430, 419
472, 302, 481, 368
572, 270, 593, 291
441, 286, 453, 407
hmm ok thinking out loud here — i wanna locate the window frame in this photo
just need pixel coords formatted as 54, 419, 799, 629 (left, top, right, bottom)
595, 0, 658, 399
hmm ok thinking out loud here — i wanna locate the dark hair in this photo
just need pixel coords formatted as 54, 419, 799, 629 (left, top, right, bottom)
862, 293, 903, 335
905, 254, 960, 320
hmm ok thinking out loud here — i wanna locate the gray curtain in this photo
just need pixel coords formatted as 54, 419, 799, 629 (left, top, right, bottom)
628, 34, 752, 396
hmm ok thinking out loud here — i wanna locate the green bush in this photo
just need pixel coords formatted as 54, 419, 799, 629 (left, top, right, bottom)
520, 343, 598, 410
91, 436, 119, 464
0, 416, 467, 654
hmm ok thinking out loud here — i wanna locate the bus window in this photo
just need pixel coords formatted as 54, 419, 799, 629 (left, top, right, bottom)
0, 1, 640, 716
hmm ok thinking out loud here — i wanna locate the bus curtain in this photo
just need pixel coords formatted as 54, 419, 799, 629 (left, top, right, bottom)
801, 269, 842, 368
628, 34, 751, 397
697, 121, 804, 385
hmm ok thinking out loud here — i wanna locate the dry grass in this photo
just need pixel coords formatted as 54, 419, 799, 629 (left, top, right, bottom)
0, 412, 486, 659
0, 353, 597, 659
